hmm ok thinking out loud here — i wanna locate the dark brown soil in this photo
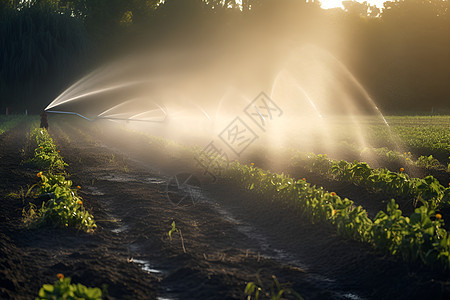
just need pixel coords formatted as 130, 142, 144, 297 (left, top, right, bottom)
1, 118, 449, 299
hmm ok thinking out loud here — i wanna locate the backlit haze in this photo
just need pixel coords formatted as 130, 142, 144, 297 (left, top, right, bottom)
320, 0, 385, 9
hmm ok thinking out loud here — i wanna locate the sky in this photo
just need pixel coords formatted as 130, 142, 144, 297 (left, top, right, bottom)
319, 0, 386, 9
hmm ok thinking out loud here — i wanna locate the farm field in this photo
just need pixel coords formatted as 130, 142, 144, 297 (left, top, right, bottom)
0, 116, 28, 135
3, 1, 450, 299
0, 115, 449, 299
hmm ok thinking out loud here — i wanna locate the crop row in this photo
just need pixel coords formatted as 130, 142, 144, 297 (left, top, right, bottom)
324, 139, 449, 173
291, 153, 450, 210
361, 146, 448, 172
102, 121, 450, 213
23, 125, 102, 298
368, 116, 450, 154
0, 115, 27, 135
84, 118, 450, 173
72, 120, 450, 271
24, 127, 96, 232
219, 161, 450, 272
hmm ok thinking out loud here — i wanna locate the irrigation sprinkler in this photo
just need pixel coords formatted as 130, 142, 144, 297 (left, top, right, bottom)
46, 110, 167, 123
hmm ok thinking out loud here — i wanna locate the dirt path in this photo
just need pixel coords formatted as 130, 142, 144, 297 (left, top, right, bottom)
0, 122, 34, 299
1, 118, 449, 299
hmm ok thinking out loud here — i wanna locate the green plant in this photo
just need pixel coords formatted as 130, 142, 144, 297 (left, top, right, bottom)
27, 173, 97, 232
371, 199, 450, 268
416, 155, 442, 169
0, 115, 26, 135
22, 202, 39, 226
76, 119, 450, 272
168, 221, 186, 253
29, 128, 67, 171
7, 186, 29, 203
36, 274, 102, 300
23, 125, 97, 232
310, 154, 332, 174
215, 159, 450, 271
244, 273, 302, 300
293, 153, 450, 209
368, 116, 450, 155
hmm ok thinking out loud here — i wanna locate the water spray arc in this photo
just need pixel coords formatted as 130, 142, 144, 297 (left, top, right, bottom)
45, 45, 397, 160
46, 110, 168, 123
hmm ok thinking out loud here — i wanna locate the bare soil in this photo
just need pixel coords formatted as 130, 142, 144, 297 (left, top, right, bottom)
0, 118, 449, 299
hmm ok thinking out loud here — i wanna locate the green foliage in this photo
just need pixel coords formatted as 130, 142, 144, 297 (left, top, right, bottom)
417, 155, 442, 169
394, 125, 449, 153
368, 117, 450, 155
22, 202, 40, 226
372, 200, 450, 269
310, 154, 332, 174
293, 153, 450, 210
29, 128, 67, 172
217, 159, 450, 271
0, 116, 26, 135
168, 221, 186, 253
36, 275, 102, 300
362, 147, 413, 166
28, 173, 97, 232
168, 220, 178, 241
224, 161, 373, 240
244, 273, 302, 300
24, 126, 96, 232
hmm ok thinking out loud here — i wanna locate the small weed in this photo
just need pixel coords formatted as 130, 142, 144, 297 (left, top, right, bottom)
22, 203, 39, 226
168, 221, 186, 253
7, 187, 26, 201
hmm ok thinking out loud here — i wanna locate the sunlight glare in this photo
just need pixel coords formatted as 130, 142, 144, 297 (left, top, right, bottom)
320, 0, 386, 10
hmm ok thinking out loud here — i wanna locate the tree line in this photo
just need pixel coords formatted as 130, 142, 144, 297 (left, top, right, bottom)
1, 0, 449, 113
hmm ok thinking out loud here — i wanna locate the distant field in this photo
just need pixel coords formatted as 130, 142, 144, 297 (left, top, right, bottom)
373, 115, 450, 155
0, 115, 28, 135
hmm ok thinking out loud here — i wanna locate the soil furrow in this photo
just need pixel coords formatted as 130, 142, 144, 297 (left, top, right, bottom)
1, 118, 449, 299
